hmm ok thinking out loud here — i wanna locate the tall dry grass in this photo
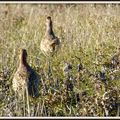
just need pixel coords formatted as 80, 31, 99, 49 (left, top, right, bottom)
0, 3, 120, 117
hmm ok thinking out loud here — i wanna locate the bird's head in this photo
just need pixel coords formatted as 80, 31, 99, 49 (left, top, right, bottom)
19, 49, 28, 65
46, 16, 52, 28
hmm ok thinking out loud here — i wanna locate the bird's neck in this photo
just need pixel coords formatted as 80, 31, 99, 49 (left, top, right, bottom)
19, 56, 28, 68
46, 22, 55, 37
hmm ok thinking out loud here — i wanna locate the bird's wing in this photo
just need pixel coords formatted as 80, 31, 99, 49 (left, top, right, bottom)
12, 70, 28, 92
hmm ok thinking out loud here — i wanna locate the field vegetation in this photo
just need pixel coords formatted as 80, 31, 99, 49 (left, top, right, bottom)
0, 3, 120, 117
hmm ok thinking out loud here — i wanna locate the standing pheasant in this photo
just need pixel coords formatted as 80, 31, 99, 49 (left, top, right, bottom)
12, 49, 40, 98
40, 16, 60, 57
40, 16, 60, 76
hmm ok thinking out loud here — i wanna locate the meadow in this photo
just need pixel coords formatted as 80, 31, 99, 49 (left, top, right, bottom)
0, 3, 120, 117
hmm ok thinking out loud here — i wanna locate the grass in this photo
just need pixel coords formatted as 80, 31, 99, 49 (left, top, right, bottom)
0, 3, 120, 117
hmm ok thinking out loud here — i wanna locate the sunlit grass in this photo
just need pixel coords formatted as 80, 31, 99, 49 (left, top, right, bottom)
0, 3, 120, 117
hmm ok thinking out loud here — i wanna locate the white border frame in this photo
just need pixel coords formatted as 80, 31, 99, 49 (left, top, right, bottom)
0, 1, 120, 4
0, 116, 120, 119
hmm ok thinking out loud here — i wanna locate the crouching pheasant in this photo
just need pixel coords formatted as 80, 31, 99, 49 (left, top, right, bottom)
12, 49, 40, 98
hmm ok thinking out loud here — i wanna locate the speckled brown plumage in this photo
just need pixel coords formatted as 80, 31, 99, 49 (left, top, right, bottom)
40, 16, 60, 57
12, 49, 40, 98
